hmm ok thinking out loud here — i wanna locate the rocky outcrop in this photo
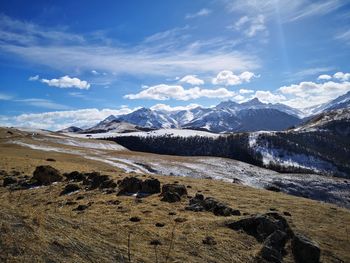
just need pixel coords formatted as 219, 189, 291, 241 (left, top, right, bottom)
292, 233, 320, 263
227, 212, 320, 263
60, 184, 80, 196
160, 183, 187, 203
186, 193, 241, 216
33, 165, 63, 185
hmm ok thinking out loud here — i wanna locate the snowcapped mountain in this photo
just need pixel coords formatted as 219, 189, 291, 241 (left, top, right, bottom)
302, 90, 350, 116
58, 126, 83, 133
68, 91, 350, 134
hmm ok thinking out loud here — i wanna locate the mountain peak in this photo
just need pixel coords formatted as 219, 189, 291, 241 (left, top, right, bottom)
242, 97, 264, 106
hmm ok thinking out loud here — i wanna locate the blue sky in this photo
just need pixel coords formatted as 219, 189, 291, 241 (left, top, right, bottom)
0, 0, 350, 130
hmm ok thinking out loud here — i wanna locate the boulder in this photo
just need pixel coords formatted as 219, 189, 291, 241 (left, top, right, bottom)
259, 230, 288, 263
117, 177, 142, 195
141, 178, 161, 194
33, 165, 63, 185
202, 236, 217, 245
100, 179, 117, 189
292, 233, 320, 263
82, 172, 112, 190
60, 184, 80, 196
161, 184, 187, 197
161, 191, 181, 203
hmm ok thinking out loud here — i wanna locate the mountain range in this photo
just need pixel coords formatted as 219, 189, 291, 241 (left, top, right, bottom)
63, 90, 350, 133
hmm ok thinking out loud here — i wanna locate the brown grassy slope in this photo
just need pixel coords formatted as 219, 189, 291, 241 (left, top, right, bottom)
0, 128, 349, 262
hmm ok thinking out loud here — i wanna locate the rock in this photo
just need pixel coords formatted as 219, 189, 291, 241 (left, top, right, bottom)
64, 171, 85, 182
150, 239, 162, 246
226, 213, 292, 242
82, 172, 114, 190
100, 179, 117, 189
186, 194, 240, 217
3, 177, 17, 187
232, 178, 243, 184
283, 211, 291, 217
259, 230, 288, 263
33, 165, 63, 185
292, 233, 320, 263
174, 217, 187, 223
117, 177, 142, 195
60, 184, 80, 196
73, 205, 88, 211
202, 236, 217, 245
161, 184, 187, 197
265, 184, 281, 192
141, 178, 161, 194
161, 191, 181, 203
129, 216, 141, 222
46, 158, 56, 162
155, 223, 165, 227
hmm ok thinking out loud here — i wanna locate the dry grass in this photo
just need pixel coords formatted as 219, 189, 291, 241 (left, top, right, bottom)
0, 127, 349, 262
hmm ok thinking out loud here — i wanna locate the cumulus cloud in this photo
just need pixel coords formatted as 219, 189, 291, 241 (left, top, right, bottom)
41, 76, 90, 89
279, 80, 350, 108
124, 84, 236, 101
150, 103, 201, 112
333, 72, 350, 81
239, 89, 254, 94
0, 107, 136, 131
179, 75, 204, 85
185, 8, 211, 19
317, 74, 332, 80
212, 70, 257, 86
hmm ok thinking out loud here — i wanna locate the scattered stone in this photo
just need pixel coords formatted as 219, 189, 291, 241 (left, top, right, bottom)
33, 165, 63, 185
46, 158, 56, 162
168, 212, 177, 216
283, 211, 291, 217
3, 177, 17, 187
150, 239, 162, 246
73, 205, 88, 211
76, 196, 84, 200
106, 200, 121, 205
161, 191, 181, 203
292, 233, 320, 263
265, 184, 281, 192
202, 236, 217, 245
186, 194, 240, 217
174, 217, 187, 223
187, 185, 192, 188
232, 178, 243, 184
270, 208, 278, 211
65, 201, 77, 206
129, 216, 141, 222
60, 184, 80, 196
83, 172, 111, 190
155, 223, 165, 227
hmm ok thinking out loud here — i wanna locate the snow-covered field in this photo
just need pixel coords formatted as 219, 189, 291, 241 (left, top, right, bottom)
64, 128, 221, 139
5, 127, 350, 208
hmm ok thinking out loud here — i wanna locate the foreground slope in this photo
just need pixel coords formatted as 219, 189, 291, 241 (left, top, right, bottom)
0, 127, 349, 262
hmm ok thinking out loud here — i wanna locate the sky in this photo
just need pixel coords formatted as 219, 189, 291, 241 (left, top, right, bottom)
0, 0, 350, 130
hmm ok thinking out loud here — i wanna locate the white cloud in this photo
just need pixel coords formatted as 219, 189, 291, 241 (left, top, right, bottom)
0, 93, 13, 100
185, 8, 211, 19
124, 84, 236, 101
212, 70, 257, 86
239, 88, 254, 94
0, 15, 259, 77
333, 72, 350, 82
232, 15, 267, 37
41, 76, 90, 89
28, 75, 39, 81
225, 0, 344, 23
279, 80, 350, 108
0, 107, 136, 131
317, 74, 332, 80
91, 70, 99, 75
335, 29, 350, 44
179, 75, 204, 85
254, 91, 286, 104
150, 103, 200, 112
